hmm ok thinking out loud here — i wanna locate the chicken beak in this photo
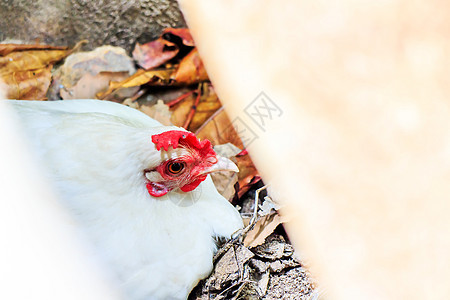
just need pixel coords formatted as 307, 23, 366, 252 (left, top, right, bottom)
202, 156, 239, 175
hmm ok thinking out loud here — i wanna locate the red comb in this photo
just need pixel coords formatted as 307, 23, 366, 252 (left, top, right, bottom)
151, 131, 215, 159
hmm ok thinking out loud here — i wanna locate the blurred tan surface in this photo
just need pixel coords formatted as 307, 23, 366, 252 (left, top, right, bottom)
178, 1, 450, 299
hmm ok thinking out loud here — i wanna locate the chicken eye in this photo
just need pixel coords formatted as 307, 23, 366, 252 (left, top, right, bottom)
167, 161, 185, 175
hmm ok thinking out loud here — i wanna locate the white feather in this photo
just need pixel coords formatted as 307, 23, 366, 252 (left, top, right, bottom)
8, 100, 243, 300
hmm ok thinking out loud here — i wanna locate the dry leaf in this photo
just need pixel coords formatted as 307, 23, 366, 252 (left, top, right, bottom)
0, 49, 68, 76
0, 42, 83, 100
0, 48, 68, 100
170, 95, 195, 127
196, 108, 259, 196
187, 85, 221, 132
52, 46, 137, 101
1, 65, 52, 100
169, 85, 221, 131
244, 213, 285, 248
195, 108, 243, 148
117, 69, 174, 87
133, 28, 194, 70
171, 48, 209, 84
0, 44, 68, 56
133, 39, 178, 70
97, 68, 175, 99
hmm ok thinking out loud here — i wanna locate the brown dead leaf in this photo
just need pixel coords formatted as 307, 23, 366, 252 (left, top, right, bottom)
169, 84, 221, 131
0, 49, 69, 76
133, 39, 178, 70
0, 44, 72, 100
244, 213, 285, 248
113, 68, 173, 87
1, 65, 52, 100
188, 85, 221, 132
195, 108, 243, 148
196, 108, 259, 196
97, 68, 175, 99
178, 88, 202, 129
171, 48, 209, 85
132, 28, 195, 70
170, 94, 195, 127
0, 44, 68, 56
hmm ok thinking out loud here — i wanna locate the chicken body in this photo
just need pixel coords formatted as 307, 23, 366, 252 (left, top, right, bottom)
9, 100, 243, 300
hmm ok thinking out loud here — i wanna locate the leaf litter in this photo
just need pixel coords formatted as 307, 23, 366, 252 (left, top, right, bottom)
0, 29, 320, 299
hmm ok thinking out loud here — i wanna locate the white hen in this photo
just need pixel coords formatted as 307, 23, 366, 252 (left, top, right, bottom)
9, 100, 243, 300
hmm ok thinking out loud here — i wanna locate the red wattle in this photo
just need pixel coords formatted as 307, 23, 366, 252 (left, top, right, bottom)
180, 175, 207, 192
146, 182, 169, 197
